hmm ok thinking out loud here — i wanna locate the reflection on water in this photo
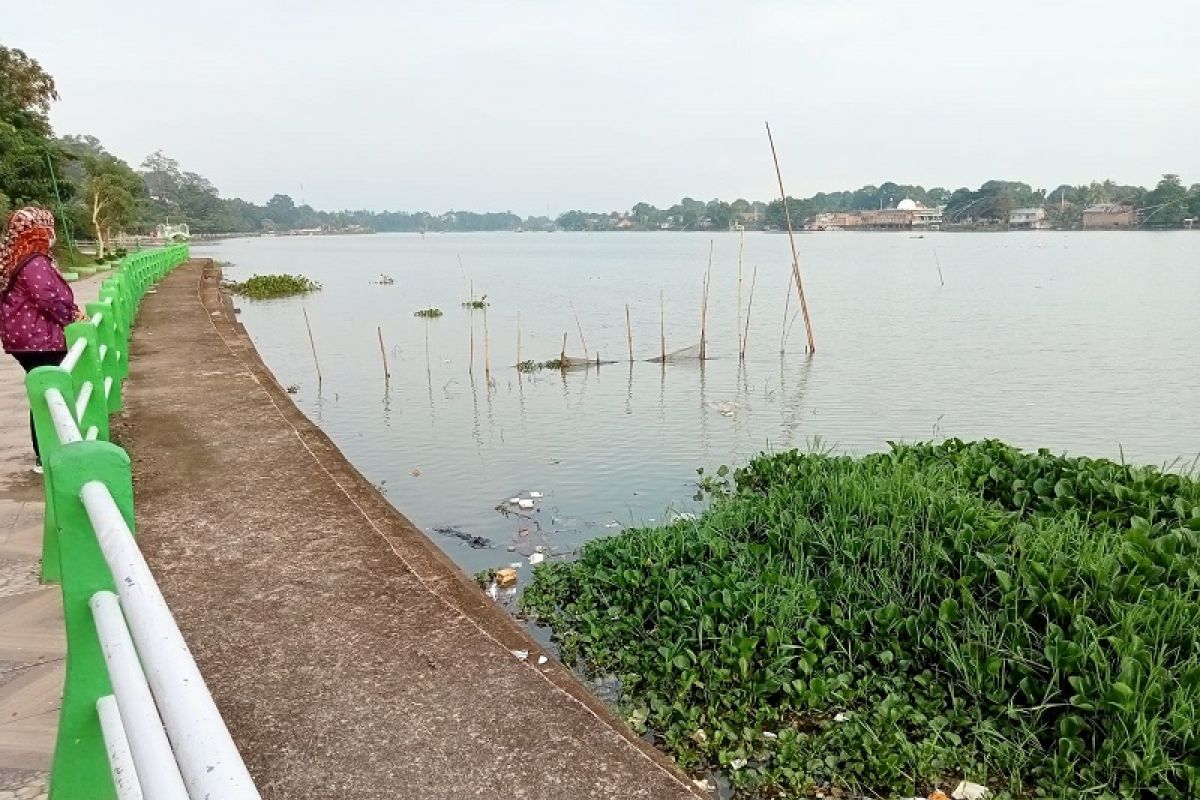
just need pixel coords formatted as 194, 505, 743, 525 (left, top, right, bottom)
196, 231, 1200, 575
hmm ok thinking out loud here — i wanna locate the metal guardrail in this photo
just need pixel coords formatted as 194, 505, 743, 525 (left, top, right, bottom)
25, 246, 260, 799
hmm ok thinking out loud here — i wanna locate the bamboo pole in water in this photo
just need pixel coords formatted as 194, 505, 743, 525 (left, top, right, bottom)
699, 245, 712, 361
625, 303, 634, 363
468, 315, 475, 374
560, 332, 568, 364
659, 289, 666, 362
934, 247, 945, 287
483, 306, 492, 382
571, 301, 589, 356
780, 269, 793, 353
302, 307, 322, 384
742, 264, 758, 359
516, 311, 522, 364
736, 227, 745, 357
766, 121, 816, 353
377, 326, 390, 380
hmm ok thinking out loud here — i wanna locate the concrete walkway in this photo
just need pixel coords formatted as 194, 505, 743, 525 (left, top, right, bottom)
115, 260, 703, 799
0, 275, 105, 798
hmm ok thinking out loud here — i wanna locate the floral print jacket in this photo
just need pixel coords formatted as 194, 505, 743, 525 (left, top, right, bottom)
0, 255, 77, 353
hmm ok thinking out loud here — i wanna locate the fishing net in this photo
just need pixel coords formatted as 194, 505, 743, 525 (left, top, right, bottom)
647, 343, 708, 363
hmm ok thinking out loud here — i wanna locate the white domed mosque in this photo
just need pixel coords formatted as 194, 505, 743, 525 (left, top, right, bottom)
896, 197, 919, 211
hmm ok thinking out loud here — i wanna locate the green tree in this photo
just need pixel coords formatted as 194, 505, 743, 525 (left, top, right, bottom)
0, 45, 73, 218
1141, 173, 1188, 227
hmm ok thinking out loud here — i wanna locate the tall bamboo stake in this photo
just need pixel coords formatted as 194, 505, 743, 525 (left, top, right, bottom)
377, 326, 390, 380
483, 306, 492, 382
933, 247, 945, 287
736, 226, 745, 357
469, 315, 475, 374
516, 310, 522, 364
780, 268, 793, 353
699, 243, 712, 360
659, 289, 666, 361
560, 332, 568, 364
742, 264, 758, 359
765, 121, 816, 353
302, 307, 322, 384
625, 303, 634, 363
570, 300, 589, 356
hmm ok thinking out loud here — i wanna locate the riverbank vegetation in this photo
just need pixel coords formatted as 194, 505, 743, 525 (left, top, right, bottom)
522, 439, 1200, 799
227, 274, 320, 300
413, 308, 444, 318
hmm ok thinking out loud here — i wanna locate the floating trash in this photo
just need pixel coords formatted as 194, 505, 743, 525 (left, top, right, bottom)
952, 781, 990, 800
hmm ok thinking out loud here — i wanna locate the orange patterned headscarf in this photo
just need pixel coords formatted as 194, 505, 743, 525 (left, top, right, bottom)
0, 207, 56, 293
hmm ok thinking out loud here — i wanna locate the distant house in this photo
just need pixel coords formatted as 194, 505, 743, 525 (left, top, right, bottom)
1008, 207, 1048, 230
1083, 203, 1135, 229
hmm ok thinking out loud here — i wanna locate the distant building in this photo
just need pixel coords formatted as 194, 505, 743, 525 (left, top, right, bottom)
810, 212, 863, 230
1083, 203, 1135, 229
898, 198, 944, 228
155, 222, 190, 241
1008, 207, 1048, 230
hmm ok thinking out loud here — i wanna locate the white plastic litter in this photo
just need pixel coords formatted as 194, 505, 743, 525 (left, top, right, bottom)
529, 491, 543, 499
518, 498, 535, 509
528, 552, 545, 565
730, 758, 747, 770
952, 781, 990, 800
833, 712, 851, 722
511, 650, 529, 661
537, 655, 548, 665
509, 497, 521, 505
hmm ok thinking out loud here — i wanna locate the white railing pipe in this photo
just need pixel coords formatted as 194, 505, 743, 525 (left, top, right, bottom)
80, 482, 261, 800
60, 337, 88, 373
45, 388, 83, 445
75, 381, 93, 423
96, 694, 146, 800
91, 592, 189, 800
104, 376, 114, 401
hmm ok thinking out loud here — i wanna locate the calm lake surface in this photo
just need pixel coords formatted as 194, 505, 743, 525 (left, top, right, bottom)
194, 231, 1200, 576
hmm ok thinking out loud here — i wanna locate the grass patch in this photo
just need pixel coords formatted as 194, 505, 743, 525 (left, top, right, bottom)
522, 439, 1200, 798
413, 308, 444, 318
227, 274, 321, 300
516, 358, 567, 372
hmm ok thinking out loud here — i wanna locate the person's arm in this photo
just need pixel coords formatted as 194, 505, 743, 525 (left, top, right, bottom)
18, 256, 77, 327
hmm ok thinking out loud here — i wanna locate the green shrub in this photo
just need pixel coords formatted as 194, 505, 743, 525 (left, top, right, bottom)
413, 308, 443, 318
523, 439, 1200, 798
227, 274, 320, 300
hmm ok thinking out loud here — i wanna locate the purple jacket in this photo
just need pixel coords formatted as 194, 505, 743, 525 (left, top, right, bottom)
1, 255, 77, 353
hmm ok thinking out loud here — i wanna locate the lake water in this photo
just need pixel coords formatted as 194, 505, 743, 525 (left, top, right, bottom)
194, 231, 1200, 577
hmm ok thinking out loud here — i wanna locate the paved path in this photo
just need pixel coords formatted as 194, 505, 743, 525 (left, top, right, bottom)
0, 275, 104, 798
114, 260, 703, 800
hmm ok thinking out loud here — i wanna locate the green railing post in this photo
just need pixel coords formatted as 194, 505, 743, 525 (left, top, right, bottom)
25, 366, 78, 584
46, 441, 133, 800
64, 322, 109, 442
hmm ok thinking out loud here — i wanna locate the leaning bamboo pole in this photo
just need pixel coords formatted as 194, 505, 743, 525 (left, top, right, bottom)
625, 303, 634, 363
765, 121, 816, 353
302, 307, 322, 384
377, 326, 390, 381
571, 300, 589, 356
742, 264, 758, 359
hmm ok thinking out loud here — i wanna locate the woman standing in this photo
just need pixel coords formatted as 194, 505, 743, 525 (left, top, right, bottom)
0, 207, 81, 473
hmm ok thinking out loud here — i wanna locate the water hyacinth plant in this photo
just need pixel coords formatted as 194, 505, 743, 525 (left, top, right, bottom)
413, 308, 444, 318
522, 439, 1200, 799
227, 274, 321, 299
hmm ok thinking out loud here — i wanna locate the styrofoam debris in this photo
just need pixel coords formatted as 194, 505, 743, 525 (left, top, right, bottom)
761, 731, 778, 740
511, 649, 529, 661
486, 582, 499, 601
529, 491, 543, 498
952, 781, 989, 800
509, 497, 521, 505
537, 655, 548, 665
518, 498, 535, 509
692, 778, 714, 792
833, 712, 851, 722
528, 552, 545, 565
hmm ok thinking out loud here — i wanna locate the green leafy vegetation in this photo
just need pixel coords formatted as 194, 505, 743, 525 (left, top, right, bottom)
226, 274, 320, 300
462, 295, 490, 310
523, 439, 1200, 798
413, 308, 443, 318
516, 359, 568, 372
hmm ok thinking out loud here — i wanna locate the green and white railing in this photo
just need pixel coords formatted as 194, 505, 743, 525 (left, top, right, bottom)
25, 246, 260, 800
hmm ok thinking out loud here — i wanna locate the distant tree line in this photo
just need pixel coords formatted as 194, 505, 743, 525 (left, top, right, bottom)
4, 43, 1198, 245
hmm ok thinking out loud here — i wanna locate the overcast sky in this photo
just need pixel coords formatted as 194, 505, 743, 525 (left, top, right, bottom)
7, 1, 1198, 215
